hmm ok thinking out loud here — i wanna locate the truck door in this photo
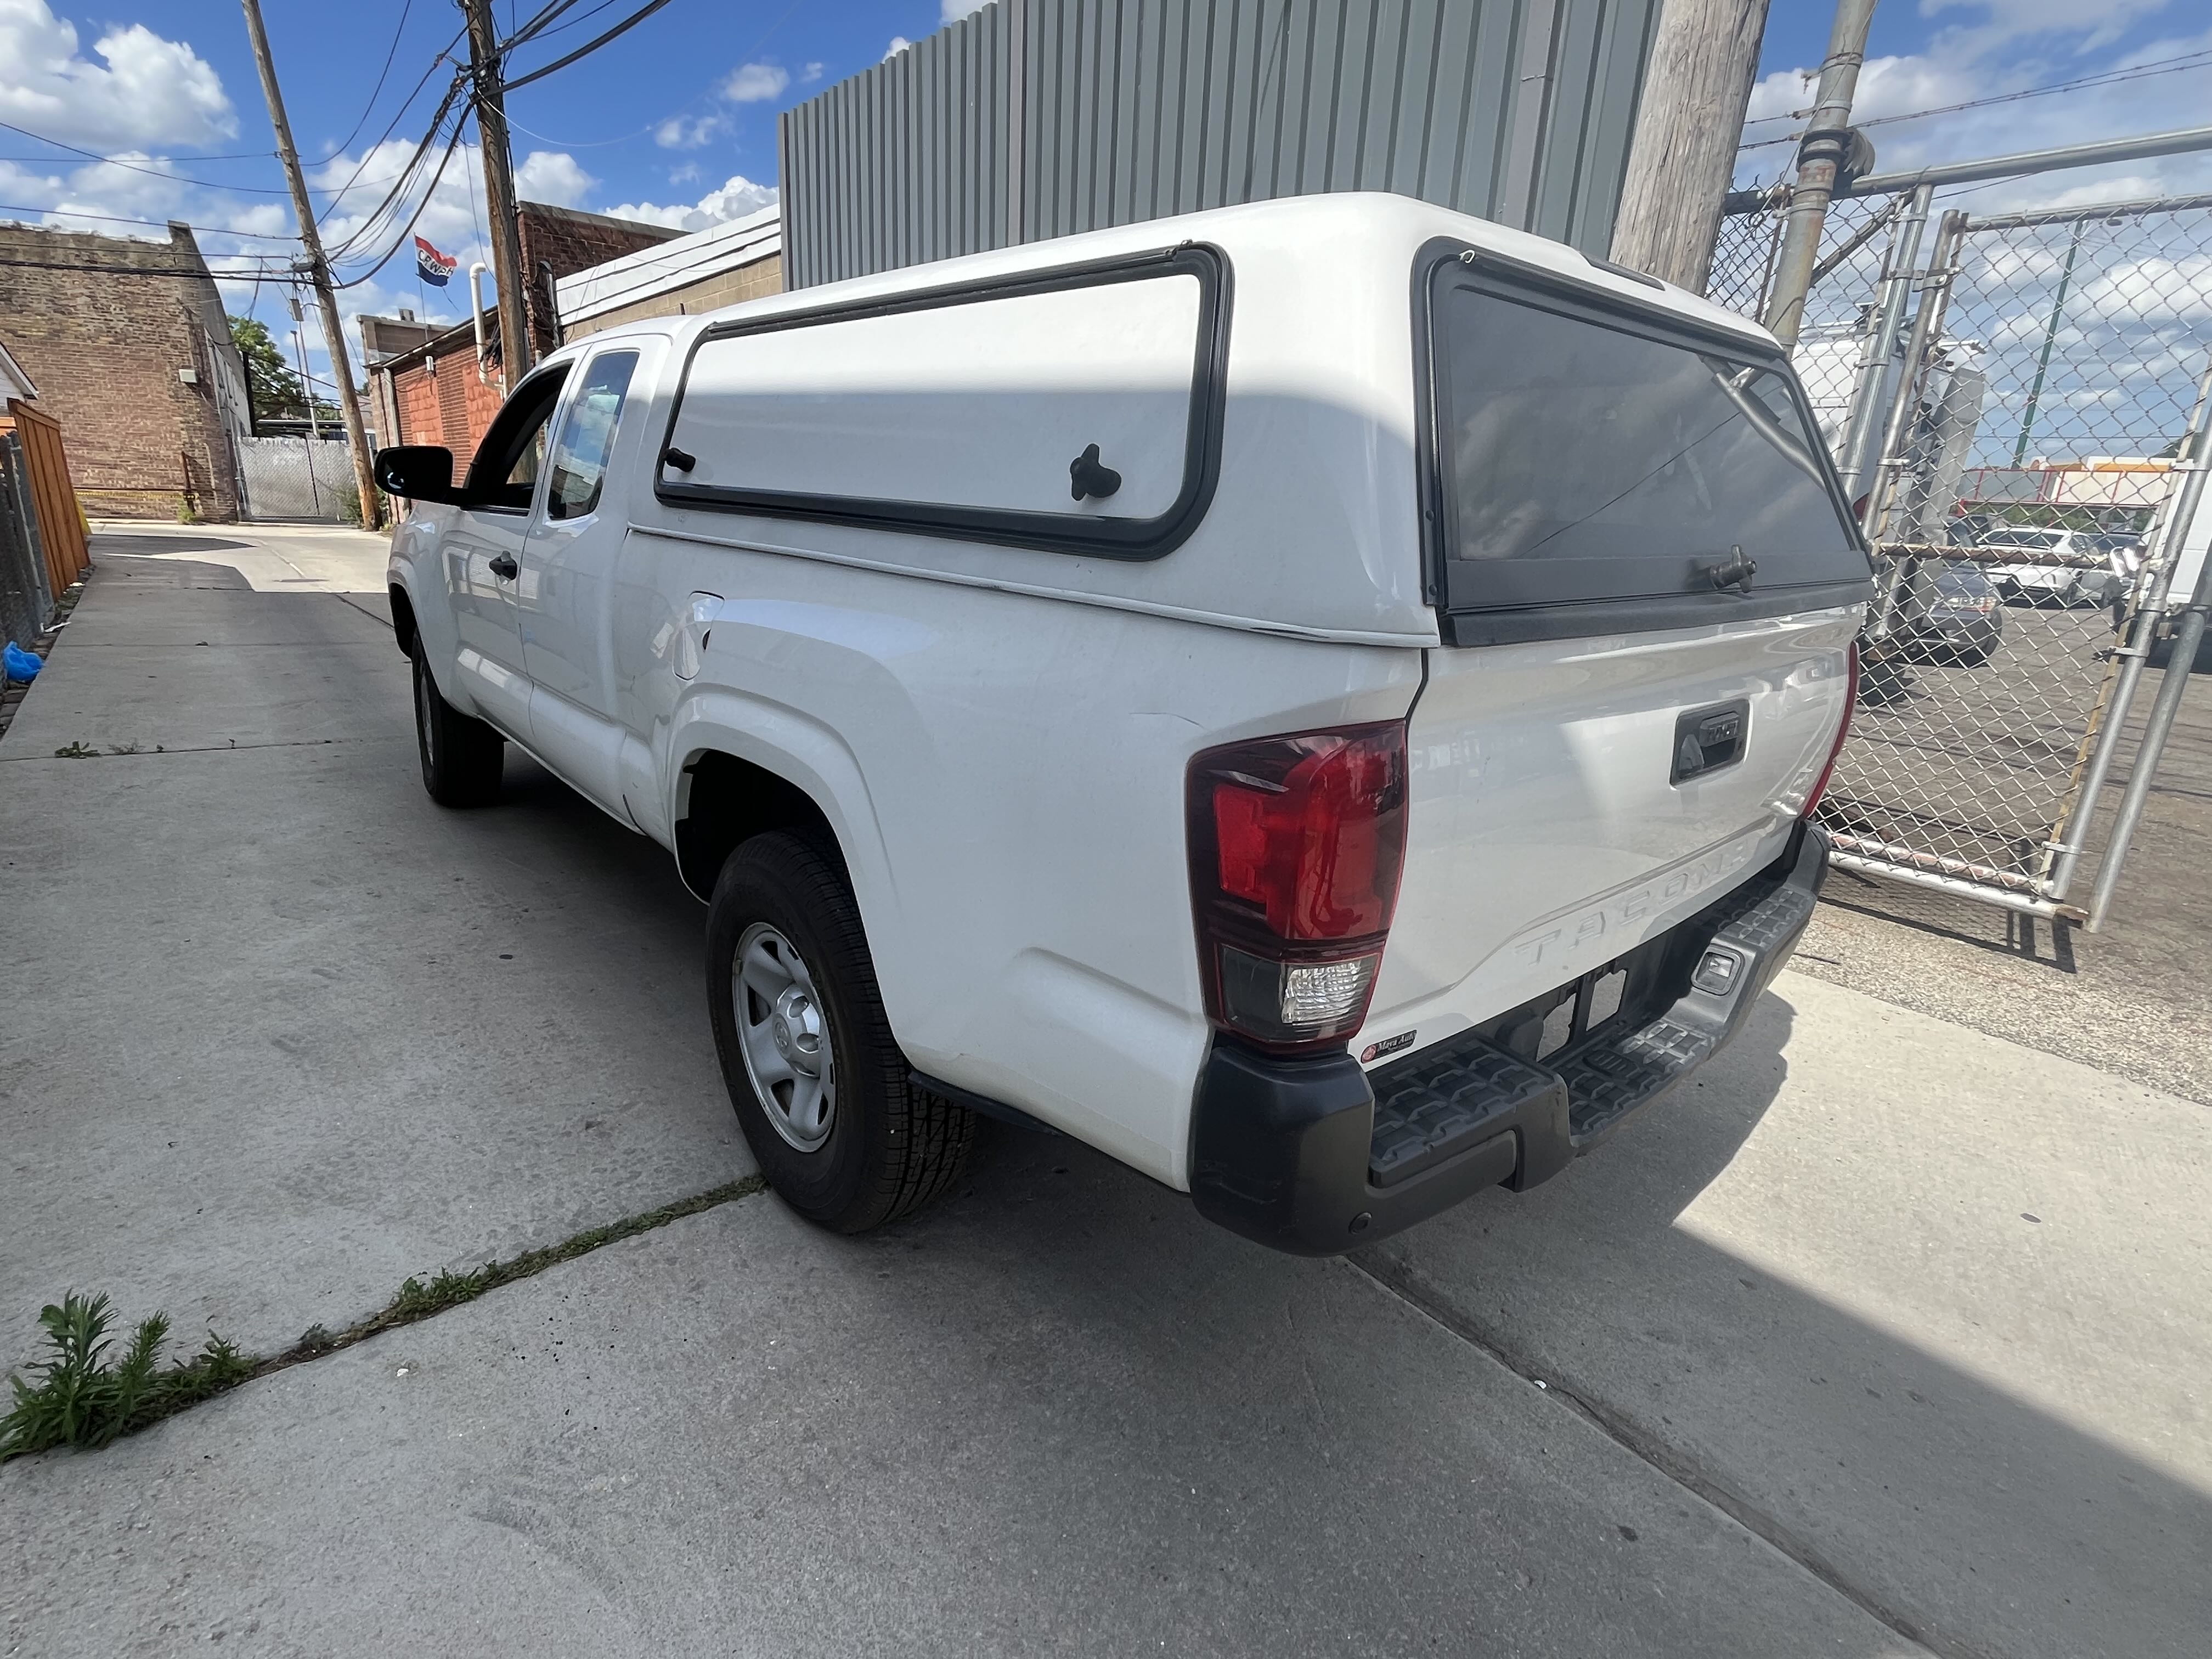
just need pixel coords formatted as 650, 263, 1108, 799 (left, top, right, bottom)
443, 369, 568, 740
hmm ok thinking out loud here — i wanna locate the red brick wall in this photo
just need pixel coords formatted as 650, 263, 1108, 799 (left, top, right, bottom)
390, 348, 504, 479
0, 222, 241, 521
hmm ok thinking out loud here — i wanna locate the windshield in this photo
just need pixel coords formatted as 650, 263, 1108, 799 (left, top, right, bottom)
1983, 529, 2062, 548
1432, 279, 1865, 621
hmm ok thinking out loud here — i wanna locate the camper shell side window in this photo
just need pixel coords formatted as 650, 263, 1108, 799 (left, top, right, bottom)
653, 246, 1231, 560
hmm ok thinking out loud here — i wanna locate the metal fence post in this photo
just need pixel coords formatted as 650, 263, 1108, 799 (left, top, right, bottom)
1834, 184, 1934, 506
2047, 356, 2212, 905
2085, 415, 2212, 930
1864, 210, 1965, 637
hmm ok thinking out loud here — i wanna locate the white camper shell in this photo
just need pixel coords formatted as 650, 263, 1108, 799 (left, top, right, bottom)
380, 194, 1869, 1255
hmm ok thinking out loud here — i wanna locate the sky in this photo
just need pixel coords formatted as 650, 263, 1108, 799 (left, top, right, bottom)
1, 0, 2208, 400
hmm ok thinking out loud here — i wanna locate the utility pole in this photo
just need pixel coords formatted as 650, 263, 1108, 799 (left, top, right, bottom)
460, 0, 533, 387
1610, 0, 1773, 292
239, 0, 382, 530
1762, 0, 1880, 347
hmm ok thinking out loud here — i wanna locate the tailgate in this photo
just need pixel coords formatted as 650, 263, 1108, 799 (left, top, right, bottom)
1363, 610, 1857, 1054
1359, 248, 1870, 1059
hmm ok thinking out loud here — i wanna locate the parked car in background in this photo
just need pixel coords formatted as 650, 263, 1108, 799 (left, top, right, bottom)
375, 194, 1868, 1256
1898, 560, 2004, 664
1980, 526, 2093, 603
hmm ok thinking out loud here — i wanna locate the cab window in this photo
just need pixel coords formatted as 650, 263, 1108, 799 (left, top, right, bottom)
464, 366, 571, 511
546, 351, 640, 521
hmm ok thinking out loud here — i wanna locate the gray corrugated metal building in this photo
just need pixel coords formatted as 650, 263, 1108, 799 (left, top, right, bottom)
778, 0, 1660, 289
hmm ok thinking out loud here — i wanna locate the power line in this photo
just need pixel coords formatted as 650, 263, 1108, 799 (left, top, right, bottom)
502, 0, 680, 92
0, 204, 303, 239
324, 0, 420, 163
1739, 50, 2212, 152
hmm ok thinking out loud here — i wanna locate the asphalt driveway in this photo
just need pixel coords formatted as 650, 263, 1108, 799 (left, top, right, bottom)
1, 527, 2204, 1658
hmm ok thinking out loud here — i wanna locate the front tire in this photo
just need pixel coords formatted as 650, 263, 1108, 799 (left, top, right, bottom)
411, 643, 504, 806
707, 832, 973, 1232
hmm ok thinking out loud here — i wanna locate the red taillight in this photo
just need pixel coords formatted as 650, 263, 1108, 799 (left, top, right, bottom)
1801, 641, 1859, 819
1187, 723, 1408, 1053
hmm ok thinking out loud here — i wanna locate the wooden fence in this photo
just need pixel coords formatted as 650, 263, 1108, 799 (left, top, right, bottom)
0, 398, 88, 598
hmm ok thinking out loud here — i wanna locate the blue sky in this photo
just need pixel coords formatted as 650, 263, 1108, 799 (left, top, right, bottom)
1, 0, 2207, 391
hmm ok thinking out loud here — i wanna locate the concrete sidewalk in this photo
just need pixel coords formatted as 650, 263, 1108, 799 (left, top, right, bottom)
2, 528, 2206, 1657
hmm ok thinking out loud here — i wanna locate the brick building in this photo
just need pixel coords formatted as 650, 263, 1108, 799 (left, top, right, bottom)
373, 201, 679, 475
0, 221, 250, 520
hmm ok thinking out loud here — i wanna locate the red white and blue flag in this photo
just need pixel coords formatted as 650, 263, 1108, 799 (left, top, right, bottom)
414, 235, 458, 287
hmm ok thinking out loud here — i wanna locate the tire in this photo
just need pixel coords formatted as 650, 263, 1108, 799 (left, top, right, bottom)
410, 642, 504, 806
706, 832, 974, 1232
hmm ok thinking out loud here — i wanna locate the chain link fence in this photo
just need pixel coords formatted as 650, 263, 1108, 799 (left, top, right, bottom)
1711, 183, 2212, 926
236, 435, 354, 523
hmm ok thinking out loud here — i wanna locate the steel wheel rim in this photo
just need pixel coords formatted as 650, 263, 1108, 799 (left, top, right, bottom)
733, 921, 837, 1152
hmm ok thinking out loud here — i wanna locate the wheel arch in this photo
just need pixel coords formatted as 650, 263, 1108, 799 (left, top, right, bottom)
388, 582, 419, 658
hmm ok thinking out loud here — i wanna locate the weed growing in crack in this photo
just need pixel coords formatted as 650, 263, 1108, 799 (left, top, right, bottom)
0, 1294, 251, 1462
0, 1176, 769, 1462
52, 741, 97, 758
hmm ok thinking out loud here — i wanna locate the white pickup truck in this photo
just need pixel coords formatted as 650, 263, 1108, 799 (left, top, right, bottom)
378, 194, 1868, 1255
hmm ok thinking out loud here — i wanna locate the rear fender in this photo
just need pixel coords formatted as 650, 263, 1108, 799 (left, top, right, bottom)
666, 690, 899, 938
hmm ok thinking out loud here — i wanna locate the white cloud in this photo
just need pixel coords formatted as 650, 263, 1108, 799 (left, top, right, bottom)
653, 112, 726, 150
723, 62, 789, 104
0, 0, 235, 150
941, 0, 990, 21
668, 162, 702, 187
514, 149, 594, 207
800, 61, 825, 83
603, 173, 777, 235
885, 37, 912, 59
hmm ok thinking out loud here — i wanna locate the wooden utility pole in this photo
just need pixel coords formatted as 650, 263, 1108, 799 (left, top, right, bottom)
239, 0, 382, 529
1762, 0, 1879, 346
1610, 0, 1773, 293
460, 0, 533, 387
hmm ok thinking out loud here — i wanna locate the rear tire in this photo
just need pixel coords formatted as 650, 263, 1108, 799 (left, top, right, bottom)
706, 832, 973, 1232
411, 643, 504, 806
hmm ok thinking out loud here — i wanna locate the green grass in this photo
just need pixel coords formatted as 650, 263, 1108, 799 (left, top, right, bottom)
0, 1176, 766, 1463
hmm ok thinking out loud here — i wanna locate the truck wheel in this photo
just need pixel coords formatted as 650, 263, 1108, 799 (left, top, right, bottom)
706, 832, 973, 1232
411, 643, 504, 806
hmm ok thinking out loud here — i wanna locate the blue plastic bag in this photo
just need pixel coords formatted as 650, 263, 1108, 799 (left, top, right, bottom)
3, 642, 41, 683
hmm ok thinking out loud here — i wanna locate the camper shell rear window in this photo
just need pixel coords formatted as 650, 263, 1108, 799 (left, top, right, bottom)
1421, 247, 1872, 646
654, 246, 1229, 559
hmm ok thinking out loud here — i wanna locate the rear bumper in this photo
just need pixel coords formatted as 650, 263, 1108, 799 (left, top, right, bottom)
1188, 823, 1829, 1256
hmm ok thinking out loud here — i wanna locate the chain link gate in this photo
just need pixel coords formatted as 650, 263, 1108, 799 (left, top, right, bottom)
1712, 184, 2212, 926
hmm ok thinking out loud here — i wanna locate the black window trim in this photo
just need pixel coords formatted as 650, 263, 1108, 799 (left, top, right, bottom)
1409, 236, 1874, 647
544, 345, 642, 524
464, 362, 573, 516
653, 244, 1232, 560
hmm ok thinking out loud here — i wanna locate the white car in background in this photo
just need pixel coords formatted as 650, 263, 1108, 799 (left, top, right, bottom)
1980, 526, 2094, 603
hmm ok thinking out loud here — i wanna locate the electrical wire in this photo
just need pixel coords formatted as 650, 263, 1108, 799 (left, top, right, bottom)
330, 117, 472, 290
319, 74, 469, 264
503, 0, 680, 92
0, 204, 303, 239
1738, 50, 2212, 151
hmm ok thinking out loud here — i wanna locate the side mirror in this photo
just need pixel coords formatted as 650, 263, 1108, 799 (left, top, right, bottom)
374, 445, 460, 504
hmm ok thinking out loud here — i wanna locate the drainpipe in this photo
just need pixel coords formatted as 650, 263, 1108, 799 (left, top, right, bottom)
469, 262, 491, 386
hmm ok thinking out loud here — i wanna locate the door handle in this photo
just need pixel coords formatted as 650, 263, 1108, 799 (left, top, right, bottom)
488, 554, 519, 580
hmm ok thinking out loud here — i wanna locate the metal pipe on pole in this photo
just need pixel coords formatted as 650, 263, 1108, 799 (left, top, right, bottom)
460, 0, 533, 388
239, 0, 383, 530
1760, 0, 1880, 348
1833, 181, 1933, 505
